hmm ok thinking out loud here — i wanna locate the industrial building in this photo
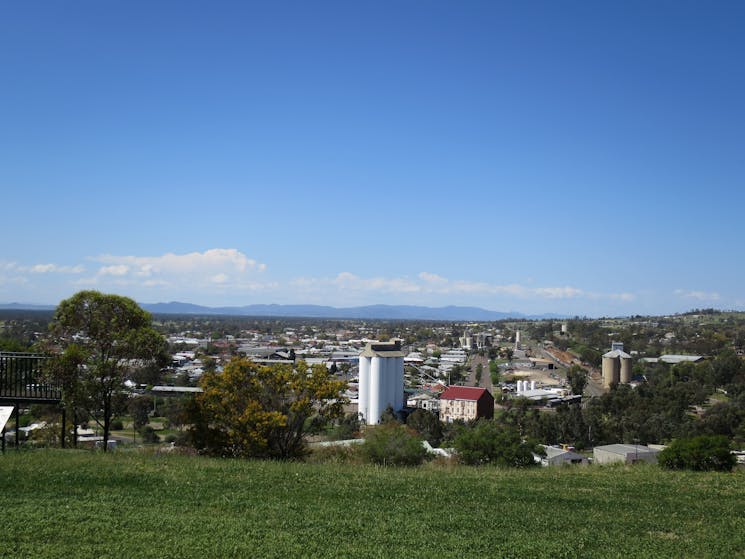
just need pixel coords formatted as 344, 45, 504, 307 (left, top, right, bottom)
357, 340, 405, 425
639, 354, 703, 365
593, 443, 662, 465
459, 330, 493, 351
602, 342, 633, 388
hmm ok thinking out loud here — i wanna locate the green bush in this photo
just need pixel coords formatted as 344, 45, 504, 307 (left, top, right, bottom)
328, 412, 361, 441
110, 420, 124, 431
453, 420, 541, 467
139, 426, 160, 444
658, 435, 735, 472
406, 408, 443, 446
307, 444, 362, 464
361, 423, 427, 466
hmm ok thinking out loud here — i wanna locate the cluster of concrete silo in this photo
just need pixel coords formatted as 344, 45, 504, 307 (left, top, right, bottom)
602, 342, 632, 388
516, 380, 536, 393
358, 340, 405, 425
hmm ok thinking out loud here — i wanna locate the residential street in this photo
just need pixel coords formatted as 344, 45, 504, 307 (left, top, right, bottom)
468, 353, 493, 393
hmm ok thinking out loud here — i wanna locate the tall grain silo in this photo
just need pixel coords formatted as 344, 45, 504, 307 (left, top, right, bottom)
602, 354, 620, 388
620, 355, 633, 384
358, 340, 405, 425
602, 342, 632, 388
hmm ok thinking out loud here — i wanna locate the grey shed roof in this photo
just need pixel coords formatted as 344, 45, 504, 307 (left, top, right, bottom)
150, 386, 203, 394
602, 349, 632, 359
658, 354, 703, 364
594, 444, 658, 456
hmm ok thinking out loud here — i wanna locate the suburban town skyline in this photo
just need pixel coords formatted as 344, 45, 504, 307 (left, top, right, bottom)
3, 3, 745, 316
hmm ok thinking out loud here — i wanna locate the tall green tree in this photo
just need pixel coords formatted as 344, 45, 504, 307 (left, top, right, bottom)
46, 291, 167, 451
129, 396, 153, 430
566, 365, 588, 396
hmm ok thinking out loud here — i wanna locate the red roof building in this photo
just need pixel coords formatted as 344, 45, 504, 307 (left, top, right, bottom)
439, 386, 494, 423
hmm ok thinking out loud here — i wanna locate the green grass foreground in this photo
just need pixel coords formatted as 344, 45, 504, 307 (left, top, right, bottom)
1, 450, 743, 558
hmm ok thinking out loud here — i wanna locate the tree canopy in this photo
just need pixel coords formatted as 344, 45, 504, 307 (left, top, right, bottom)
566, 364, 588, 396
193, 358, 346, 459
46, 290, 166, 450
452, 420, 542, 467
658, 435, 736, 472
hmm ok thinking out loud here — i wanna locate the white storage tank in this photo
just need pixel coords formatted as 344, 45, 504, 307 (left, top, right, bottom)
357, 340, 405, 425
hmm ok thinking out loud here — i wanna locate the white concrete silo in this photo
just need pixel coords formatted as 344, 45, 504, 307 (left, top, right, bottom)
369, 356, 383, 425
358, 340, 405, 425
395, 356, 405, 410
358, 356, 371, 423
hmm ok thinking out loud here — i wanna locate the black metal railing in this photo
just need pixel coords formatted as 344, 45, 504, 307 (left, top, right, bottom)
0, 352, 61, 403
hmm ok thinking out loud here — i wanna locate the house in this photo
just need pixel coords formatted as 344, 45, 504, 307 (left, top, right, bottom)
439, 386, 494, 423
535, 445, 589, 467
407, 392, 440, 413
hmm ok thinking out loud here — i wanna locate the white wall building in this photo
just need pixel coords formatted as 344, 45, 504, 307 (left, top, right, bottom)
358, 340, 405, 425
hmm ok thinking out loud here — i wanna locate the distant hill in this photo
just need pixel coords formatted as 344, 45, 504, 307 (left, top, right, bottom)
0, 303, 55, 311
1, 301, 565, 321
140, 302, 563, 321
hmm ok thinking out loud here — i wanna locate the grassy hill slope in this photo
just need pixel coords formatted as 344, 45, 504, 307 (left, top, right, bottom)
1, 450, 742, 558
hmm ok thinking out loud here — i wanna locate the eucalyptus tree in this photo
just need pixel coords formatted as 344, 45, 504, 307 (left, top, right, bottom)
47, 291, 167, 451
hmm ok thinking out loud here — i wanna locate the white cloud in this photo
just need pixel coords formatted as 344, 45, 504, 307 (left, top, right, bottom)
291, 271, 606, 302
4, 262, 86, 274
0, 260, 86, 297
0, 254, 652, 313
95, 248, 262, 275
99, 265, 130, 276
64, 249, 275, 298
30, 264, 56, 273
99, 249, 257, 275
418, 272, 448, 284
532, 286, 584, 299
674, 289, 721, 301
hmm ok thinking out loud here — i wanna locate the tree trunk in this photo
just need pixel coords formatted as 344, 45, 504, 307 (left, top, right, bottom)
102, 395, 110, 452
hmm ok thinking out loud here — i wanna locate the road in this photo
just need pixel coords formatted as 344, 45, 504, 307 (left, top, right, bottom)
467, 353, 493, 393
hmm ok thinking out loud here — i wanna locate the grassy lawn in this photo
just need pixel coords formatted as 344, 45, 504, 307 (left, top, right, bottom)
0, 450, 743, 558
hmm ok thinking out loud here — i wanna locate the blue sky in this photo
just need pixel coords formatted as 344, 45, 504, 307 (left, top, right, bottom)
2, 1, 744, 316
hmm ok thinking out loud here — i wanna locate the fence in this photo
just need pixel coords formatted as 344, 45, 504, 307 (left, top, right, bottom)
0, 352, 61, 403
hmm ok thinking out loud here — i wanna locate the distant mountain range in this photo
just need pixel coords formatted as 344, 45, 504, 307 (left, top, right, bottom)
134, 302, 565, 321
0, 303, 56, 311
0, 301, 565, 321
